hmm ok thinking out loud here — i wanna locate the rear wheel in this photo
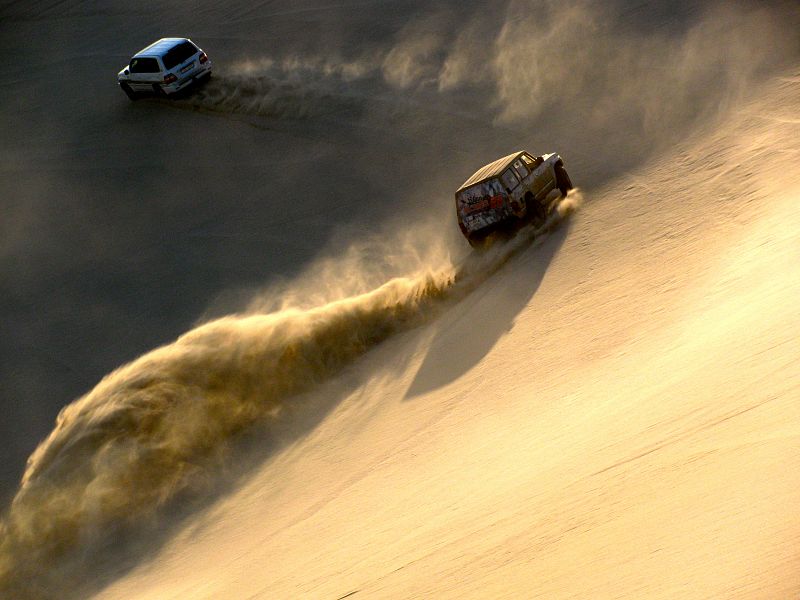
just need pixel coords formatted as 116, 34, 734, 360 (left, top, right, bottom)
467, 234, 484, 249
467, 228, 494, 249
119, 82, 139, 100
555, 163, 573, 197
152, 83, 167, 97
526, 192, 546, 225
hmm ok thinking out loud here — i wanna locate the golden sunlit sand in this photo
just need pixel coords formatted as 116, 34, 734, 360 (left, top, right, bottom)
95, 73, 800, 599
1, 2, 799, 599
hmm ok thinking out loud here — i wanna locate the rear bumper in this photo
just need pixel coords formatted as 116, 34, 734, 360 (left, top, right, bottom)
163, 62, 212, 94
459, 207, 509, 238
118, 61, 212, 95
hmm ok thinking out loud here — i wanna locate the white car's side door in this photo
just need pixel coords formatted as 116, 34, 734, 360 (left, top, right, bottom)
128, 56, 164, 91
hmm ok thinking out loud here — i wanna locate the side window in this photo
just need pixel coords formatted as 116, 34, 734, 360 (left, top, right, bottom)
513, 159, 529, 180
129, 57, 161, 73
500, 169, 520, 191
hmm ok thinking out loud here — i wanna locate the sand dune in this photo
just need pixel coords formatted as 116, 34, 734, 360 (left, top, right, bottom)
1, 1, 799, 598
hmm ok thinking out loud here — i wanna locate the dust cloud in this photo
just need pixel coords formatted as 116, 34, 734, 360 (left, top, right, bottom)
0, 263, 452, 597
175, 1, 798, 185
1, 0, 797, 597
0, 193, 577, 597
186, 2, 797, 151
177, 59, 371, 120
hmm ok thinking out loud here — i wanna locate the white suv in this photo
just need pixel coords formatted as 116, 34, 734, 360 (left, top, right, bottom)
118, 38, 212, 100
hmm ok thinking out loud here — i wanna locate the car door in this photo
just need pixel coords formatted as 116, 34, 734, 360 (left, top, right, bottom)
522, 153, 554, 201
499, 167, 525, 216
512, 157, 533, 188
128, 56, 163, 91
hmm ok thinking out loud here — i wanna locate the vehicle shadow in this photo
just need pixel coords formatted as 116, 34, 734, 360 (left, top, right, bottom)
404, 219, 570, 400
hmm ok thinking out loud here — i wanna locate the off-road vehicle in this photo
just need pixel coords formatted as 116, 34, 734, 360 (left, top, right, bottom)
455, 151, 572, 246
118, 38, 212, 100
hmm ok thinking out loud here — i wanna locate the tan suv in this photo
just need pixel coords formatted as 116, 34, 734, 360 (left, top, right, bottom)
455, 151, 572, 246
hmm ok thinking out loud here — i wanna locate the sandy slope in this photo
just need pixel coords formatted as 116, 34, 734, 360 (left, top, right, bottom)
2, 1, 800, 598
94, 72, 800, 599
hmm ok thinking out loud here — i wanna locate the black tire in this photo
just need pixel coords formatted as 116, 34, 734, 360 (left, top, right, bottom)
467, 234, 484, 249
555, 163, 573, 197
152, 83, 166, 97
119, 82, 139, 101
467, 229, 492, 249
526, 193, 546, 225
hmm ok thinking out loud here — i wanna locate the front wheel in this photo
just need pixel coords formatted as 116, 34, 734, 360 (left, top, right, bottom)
555, 163, 573, 197
119, 82, 139, 101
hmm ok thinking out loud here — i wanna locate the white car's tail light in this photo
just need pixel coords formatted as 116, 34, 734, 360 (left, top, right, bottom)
199, 52, 208, 64
164, 73, 177, 84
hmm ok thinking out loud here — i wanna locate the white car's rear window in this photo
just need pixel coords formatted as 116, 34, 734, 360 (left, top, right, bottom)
163, 42, 198, 70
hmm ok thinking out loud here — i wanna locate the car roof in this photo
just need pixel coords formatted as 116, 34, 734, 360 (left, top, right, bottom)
457, 151, 527, 192
133, 38, 192, 58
